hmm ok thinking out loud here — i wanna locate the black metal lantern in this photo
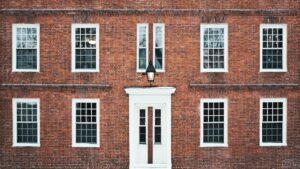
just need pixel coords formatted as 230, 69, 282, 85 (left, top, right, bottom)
145, 61, 156, 86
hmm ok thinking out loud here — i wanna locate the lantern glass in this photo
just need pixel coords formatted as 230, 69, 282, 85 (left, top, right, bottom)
147, 72, 155, 82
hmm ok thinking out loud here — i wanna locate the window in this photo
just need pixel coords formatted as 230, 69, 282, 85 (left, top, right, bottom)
154, 109, 161, 144
12, 24, 40, 72
153, 24, 165, 72
260, 24, 287, 72
260, 98, 287, 146
72, 24, 99, 72
200, 98, 228, 147
13, 98, 40, 147
72, 99, 100, 147
200, 24, 228, 72
139, 109, 147, 144
137, 24, 148, 72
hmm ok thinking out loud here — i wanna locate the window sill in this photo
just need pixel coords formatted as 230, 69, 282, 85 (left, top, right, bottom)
12, 69, 40, 73
13, 143, 40, 147
72, 70, 99, 73
260, 143, 287, 147
72, 143, 100, 148
199, 143, 228, 148
260, 69, 287, 73
200, 69, 228, 73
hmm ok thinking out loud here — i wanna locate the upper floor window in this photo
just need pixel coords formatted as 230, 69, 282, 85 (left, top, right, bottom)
260, 24, 287, 72
72, 99, 100, 147
72, 24, 99, 72
12, 24, 40, 72
200, 24, 228, 72
13, 98, 40, 147
153, 24, 165, 72
260, 98, 287, 146
200, 98, 228, 147
137, 24, 148, 72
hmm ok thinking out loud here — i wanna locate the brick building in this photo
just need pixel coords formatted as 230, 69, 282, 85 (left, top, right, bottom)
0, 1, 300, 169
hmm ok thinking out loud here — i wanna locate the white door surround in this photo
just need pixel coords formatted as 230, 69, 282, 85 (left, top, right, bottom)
125, 87, 176, 169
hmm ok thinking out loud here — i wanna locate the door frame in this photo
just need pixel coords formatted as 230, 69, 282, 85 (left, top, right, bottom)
125, 87, 176, 169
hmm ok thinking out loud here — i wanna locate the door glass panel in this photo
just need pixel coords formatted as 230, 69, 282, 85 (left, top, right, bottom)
139, 109, 146, 144
154, 109, 161, 144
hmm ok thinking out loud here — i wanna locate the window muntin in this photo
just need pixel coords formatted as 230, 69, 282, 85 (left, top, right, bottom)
260, 24, 287, 72
154, 109, 161, 144
72, 24, 99, 72
12, 24, 40, 72
137, 24, 148, 72
200, 99, 228, 147
72, 99, 100, 147
13, 98, 40, 147
260, 98, 287, 146
153, 24, 165, 72
201, 24, 228, 72
139, 109, 147, 144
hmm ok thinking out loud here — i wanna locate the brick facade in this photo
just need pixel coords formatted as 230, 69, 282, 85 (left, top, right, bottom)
0, 1, 299, 169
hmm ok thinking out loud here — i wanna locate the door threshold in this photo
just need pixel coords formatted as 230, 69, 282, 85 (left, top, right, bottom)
131, 163, 169, 169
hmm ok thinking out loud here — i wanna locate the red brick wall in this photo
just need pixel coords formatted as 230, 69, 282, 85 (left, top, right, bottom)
0, 2, 299, 169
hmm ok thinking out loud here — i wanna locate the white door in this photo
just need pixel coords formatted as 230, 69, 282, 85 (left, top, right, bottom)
125, 87, 176, 169
135, 105, 166, 165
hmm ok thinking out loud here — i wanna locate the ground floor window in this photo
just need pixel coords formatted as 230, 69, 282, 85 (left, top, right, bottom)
200, 98, 228, 147
72, 99, 100, 147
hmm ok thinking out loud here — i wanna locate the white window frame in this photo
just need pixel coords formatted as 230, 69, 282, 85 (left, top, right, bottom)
153, 23, 165, 72
71, 24, 100, 72
200, 24, 228, 73
72, 98, 100, 147
137, 23, 149, 72
12, 24, 40, 72
260, 98, 287, 147
260, 24, 287, 72
200, 98, 228, 147
12, 98, 40, 147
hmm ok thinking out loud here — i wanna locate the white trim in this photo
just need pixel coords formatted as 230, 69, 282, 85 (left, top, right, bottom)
12, 98, 40, 147
200, 98, 228, 147
137, 23, 149, 73
153, 23, 165, 72
200, 24, 228, 73
72, 98, 100, 147
125, 87, 175, 169
259, 98, 287, 147
12, 24, 40, 72
260, 24, 287, 72
71, 24, 100, 72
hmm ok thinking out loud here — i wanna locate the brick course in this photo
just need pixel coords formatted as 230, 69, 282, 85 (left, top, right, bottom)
0, 1, 299, 169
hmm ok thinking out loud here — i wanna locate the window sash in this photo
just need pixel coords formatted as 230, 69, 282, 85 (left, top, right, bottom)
137, 24, 148, 72
12, 24, 40, 72
260, 24, 287, 72
200, 24, 228, 72
200, 99, 228, 147
153, 24, 165, 72
72, 99, 100, 147
260, 98, 287, 146
71, 24, 99, 72
13, 98, 40, 147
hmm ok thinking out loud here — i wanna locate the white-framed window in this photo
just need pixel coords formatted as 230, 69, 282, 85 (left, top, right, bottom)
72, 99, 100, 147
200, 24, 228, 72
200, 98, 228, 147
153, 23, 165, 72
260, 98, 287, 146
12, 24, 40, 72
71, 24, 99, 72
12, 98, 40, 147
137, 23, 148, 72
260, 24, 287, 72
